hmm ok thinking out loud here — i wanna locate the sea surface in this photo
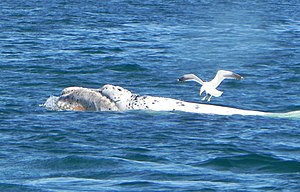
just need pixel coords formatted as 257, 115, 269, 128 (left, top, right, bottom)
1, 0, 300, 191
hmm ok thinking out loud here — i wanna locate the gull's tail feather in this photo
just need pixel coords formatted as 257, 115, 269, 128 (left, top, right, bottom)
200, 85, 223, 97
209, 89, 223, 97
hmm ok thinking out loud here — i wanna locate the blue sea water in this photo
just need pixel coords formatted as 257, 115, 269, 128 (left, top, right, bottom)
1, 0, 300, 191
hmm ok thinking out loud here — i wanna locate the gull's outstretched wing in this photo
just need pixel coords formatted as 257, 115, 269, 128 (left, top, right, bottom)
178, 74, 204, 85
210, 70, 243, 88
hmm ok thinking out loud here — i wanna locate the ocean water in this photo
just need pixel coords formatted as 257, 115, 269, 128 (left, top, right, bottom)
1, 0, 300, 191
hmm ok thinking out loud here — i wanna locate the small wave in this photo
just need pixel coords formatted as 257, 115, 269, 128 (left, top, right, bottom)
103, 64, 148, 72
118, 181, 156, 187
0, 183, 42, 192
32, 155, 122, 171
113, 153, 169, 164
195, 153, 300, 174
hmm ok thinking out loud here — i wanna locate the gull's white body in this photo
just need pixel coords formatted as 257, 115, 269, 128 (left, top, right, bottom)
178, 70, 243, 101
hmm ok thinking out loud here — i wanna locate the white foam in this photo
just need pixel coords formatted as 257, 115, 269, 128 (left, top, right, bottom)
266, 110, 300, 119
42, 96, 60, 111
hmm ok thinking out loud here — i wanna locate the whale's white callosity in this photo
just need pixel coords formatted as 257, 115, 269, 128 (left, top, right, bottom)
44, 84, 271, 116
56, 86, 119, 111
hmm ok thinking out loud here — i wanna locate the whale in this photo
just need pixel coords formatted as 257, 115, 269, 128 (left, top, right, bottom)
44, 84, 275, 116
43, 84, 300, 119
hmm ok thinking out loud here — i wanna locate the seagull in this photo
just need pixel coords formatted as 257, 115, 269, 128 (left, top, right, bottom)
178, 70, 243, 102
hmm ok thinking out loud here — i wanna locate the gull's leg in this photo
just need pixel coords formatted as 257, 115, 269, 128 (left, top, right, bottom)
207, 95, 212, 102
202, 94, 209, 101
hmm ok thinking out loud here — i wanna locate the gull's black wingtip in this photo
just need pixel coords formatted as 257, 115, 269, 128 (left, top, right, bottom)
177, 76, 185, 82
